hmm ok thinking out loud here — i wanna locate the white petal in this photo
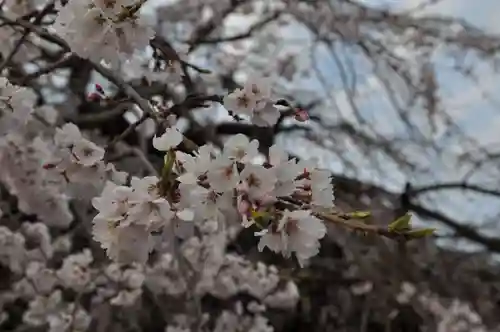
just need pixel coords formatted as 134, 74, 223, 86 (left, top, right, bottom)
254, 229, 268, 236
177, 209, 194, 221
269, 144, 288, 166
241, 216, 255, 228
177, 172, 198, 184
152, 128, 183, 151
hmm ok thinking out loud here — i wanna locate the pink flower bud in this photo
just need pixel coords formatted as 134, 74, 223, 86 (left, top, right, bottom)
43, 163, 56, 169
294, 109, 309, 122
302, 168, 311, 178
95, 83, 104, 94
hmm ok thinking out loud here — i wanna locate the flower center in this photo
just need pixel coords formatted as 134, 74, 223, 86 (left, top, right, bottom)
237, 95, 250, 108
223, 165, 234, 179
83, 147, 94, 157
284, 218, 298, 235
235, 148, 246, 160
247, 173, 260, 188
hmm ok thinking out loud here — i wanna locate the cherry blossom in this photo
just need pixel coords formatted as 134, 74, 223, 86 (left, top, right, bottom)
244, 76, 272, 108
222, 134, 259, 163
257, 210, 326, 267
251, 102, 281, 127
72, 140, 105, 167
0, 77, 36, 134
239, 164, 277, 200
223, 88, 258, 116
53, 0, 155, 65
206, 157, 241, 193
153, 127, 184, 151
310, 169, 335, 209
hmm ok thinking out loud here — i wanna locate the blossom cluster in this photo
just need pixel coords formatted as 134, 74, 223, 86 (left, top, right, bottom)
52, 0, 155, 66
93, 127, 333, 266
395, 282, 488, 332
223, 76, 282, 127
0, 27, 319, 329
0, 77, 74, 227
0, 77, 127, 227
0, 216, 299, 332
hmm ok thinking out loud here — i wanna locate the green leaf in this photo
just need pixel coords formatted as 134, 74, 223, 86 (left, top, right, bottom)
347, 211, 371, 219
251, 209, 268, 220
405, 228, 436, 239
388, 213, 412, 232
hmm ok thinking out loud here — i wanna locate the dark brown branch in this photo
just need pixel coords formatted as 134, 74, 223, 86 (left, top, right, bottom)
195, 12, 281, 44
409, 182, 500, 199
408, 201, 500, 253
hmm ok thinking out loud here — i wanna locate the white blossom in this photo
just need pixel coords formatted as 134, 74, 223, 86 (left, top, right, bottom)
0, 226, 26, 273
0, 77, 36, 135
56, 249, 94, 292
223, 88, 258, 116
174, 144, 216, 184
207, 157, 240, 193
128, 176, 175, 230
23, 289, 91, 332
153, 127, 183, 151
21, 222, 53, 260
239, 164, 277, 200
310, 169, 335, 208
243, 76, 272, 108
251, 102, 281, 127
179, 183, 232, 222
223, 134, 259, 163
72, 139, 105, 166
53, 0, 154, 66
25, 261, 58, 295
269, 145, 300, 197
54, 123, 83, 148
257, 210, 326, 266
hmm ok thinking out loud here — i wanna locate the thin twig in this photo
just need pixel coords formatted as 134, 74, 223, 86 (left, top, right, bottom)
90, 63, 159, 122
115, 142, 159, 176
0, 1, 57, 71
105, 112, 149, 152
318, 212, 403, 239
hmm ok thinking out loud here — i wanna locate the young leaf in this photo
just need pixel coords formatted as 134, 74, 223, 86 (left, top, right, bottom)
346, 211, 371, 219
405, 228, 436, 239
251, 209, 268, 220
388, 213, 412, 232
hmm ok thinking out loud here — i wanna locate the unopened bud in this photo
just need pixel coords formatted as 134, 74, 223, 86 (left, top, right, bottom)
294, 109, 309, 122
95, 83, 105, 94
